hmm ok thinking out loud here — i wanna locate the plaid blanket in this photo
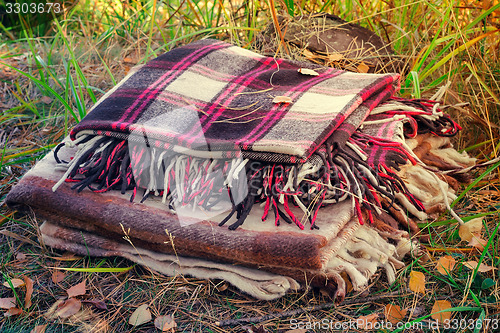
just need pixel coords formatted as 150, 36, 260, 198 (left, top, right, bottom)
50, 39, 460, 230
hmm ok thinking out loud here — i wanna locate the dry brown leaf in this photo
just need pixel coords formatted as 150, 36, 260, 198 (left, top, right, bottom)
272, 96, 292, 104
51, 270, 66, 283
431, 300, 452, 323
4, 307, 22, 317
463, 260, 496, 272
30, 324, 47, 333
3, 278, 25, 289
384, 304, 407, 324
458, 217, 483, 242
67, 280, 86, 298
154, 314, 177, 332
23, 276, 34, 309
129, 304, 152, 326
356, 313, 379, 330
357, 62, 370, 73
44, 299, 65, 319
297, 68, 319, 76
436, 255, 456, 275
408, 271, 425, 294
56, 298, 82, 319
0, 297, 16, 309
15, 253, 27, 261
82, 299, 107, 310
468, 236, 487, 250
40, 96, 53, 104
328, 53, 343, 62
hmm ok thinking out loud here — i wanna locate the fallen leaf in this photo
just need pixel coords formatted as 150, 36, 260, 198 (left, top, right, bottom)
154, 314, 177, 331
436, 255, 456, 275
67, 280, 86, 298
298, 68, 319, 76
459, 217, 483, 242
303, 49, 317, 61
408, 271, 425, 294
44, 299, 65, 319
216, 282, 228, 292
384, 304, 407, 324
356, 313, 379, 330
4, 307, 22, 317
340, 271, 353, 293
51, 270, 66, 283
3, 278, 25, 289
40, 96, 53, 104
0, 297, 16, 309
250, 326, 267, 333
463, 260, 496, 273
23, 276, 34, 309
15, 253, 27, 261
30, 324, 47, 333
82, 299, 107, 310
357, 62, 370, 73
56, 298, 82, 319
129, 304, 152, 326
431, 300, 452, 323
468, 236, 487, 250
272, 96, 292, 104
328, 53, 344, 62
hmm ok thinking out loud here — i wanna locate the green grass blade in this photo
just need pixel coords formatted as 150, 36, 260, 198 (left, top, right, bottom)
451, 158, 500, 208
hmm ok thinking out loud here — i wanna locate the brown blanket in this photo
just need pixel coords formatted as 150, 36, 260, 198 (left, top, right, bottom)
7, 143, 413, 301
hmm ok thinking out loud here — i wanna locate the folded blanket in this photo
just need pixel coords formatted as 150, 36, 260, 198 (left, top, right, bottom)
6, 39, 472, 301
7, 145, 413, 301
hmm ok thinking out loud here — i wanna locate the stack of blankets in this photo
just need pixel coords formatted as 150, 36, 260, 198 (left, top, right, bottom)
6, 39, 476, 301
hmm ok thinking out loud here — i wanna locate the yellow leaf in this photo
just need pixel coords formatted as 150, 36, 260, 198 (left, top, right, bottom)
384, 304, 407, 324
356, 313, 379, 330
129, 304, 152, 326
272, 96, 292, 104
56, 298, 81, 319
3, 278, 25, 289
436, 255, 456, 275
328, 53, 344, 62
357, 62, 370, 73
67, 280, 86, 298
431, 300, 452, 323
459, 217, 483, 242
463, 260, 497, 273
409, 271, 425, 294
340, 271, 353, 293
297, 68, 319, 76
154, 314, 177, 332
303, 49, 317, 61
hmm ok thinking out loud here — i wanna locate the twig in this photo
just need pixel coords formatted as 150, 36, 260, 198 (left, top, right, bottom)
216, 291, 402, 327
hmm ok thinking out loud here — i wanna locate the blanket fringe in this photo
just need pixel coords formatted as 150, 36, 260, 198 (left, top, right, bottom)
53, 133, 427, 230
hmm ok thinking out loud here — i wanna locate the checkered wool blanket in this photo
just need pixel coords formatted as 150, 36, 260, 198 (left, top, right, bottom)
49, 39, 462, 230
